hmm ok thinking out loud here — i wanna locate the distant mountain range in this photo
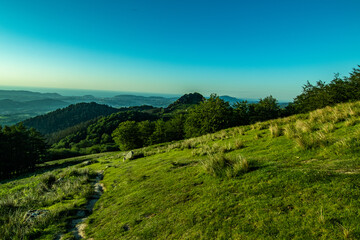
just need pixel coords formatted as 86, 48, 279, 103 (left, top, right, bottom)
0, 89, 288, 126
0, 90, 178, 126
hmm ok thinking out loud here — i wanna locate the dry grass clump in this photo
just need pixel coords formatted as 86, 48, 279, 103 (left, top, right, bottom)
333, 133, 360, 155
269, 124, 283, 138
295, 120, 312, 133
236, 127, 245, 136
217, 130, 228, 140
283, 124, 296, 139
344, 118, 358, 127
253, 122, 269, 130
180, 139, 197, 150
309, 108, 327, 123
322, 123, 336, 133
202, 154, 250, 178
226, 156, 249, 178
234, 139, 245, 149
295, 131, 330, 150
255, 133, 262, 140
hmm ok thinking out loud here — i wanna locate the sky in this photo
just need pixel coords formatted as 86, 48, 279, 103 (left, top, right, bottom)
0, 0, 360, 101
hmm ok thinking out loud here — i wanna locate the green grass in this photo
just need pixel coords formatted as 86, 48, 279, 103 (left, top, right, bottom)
3, 101, 360, 239
0, 161, 100, 239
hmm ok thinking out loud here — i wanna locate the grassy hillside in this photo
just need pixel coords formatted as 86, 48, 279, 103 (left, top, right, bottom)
2, 101, 360, 239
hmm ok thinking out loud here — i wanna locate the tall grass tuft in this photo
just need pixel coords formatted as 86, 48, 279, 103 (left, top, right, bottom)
322, 123, 336, 133
344, 118, 358, 127
295, 120, 312, 133
295, 131, 331, 150
202, 154, 250, 178
227, 156, 249, 178
283, 124, 296, 139
234, 139, 245, 149
269, 124, 282, 138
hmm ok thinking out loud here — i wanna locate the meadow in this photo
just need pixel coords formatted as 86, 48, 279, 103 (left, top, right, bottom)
1, 101, 360, 239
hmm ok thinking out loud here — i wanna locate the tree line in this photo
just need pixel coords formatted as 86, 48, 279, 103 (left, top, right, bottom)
112, 94, 284, 150
0, 123, 47, 179
1, 66, 359, 175
112, 66, 360, 151
290, 66, 360, 113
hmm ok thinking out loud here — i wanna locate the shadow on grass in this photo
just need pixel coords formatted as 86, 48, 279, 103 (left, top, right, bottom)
0, 156, 96, 184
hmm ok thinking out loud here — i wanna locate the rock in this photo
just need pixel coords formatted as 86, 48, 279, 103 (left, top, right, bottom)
82, 160, 91, 165
123, 151, 134, 161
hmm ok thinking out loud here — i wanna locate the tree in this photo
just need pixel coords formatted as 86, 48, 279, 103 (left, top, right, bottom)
184, 94, 233, 138
252, 96, 281, 121
138, 120, 154, 146
0, 124, 47, 178
233, 100, 250, 125
150, 119, 167, 144
165, 114, 185, 141
112, 121, 141, 151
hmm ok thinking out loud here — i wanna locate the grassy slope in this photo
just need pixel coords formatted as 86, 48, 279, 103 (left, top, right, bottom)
84, 101, 360, 239
2, 101, 360, 239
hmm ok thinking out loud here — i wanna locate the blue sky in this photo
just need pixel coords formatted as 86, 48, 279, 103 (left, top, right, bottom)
0, 0, 359, 101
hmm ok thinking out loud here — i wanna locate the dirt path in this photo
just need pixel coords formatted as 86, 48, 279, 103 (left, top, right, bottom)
59, 170, 104, 240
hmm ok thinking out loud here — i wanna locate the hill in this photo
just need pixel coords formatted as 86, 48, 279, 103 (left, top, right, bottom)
47, 93, 205, 157
2, 101, 360, 239
22, 102, 120, 135
165, 92, 205, 112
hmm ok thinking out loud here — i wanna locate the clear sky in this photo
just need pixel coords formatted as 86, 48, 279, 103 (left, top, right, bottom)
0, 0, 359, 101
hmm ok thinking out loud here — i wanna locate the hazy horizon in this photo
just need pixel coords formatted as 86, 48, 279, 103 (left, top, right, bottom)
0, 1, 359, 101
0, 85, 271, 102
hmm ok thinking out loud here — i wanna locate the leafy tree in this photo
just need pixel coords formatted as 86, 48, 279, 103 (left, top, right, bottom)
233, 100, 251, 125
138, 120, 154, 146
292, 66, 360, 113
184, 94, 233, 138
165, 114, 185, 141
112, 121, 141, 151
150, 119, 167, 144
0, 123, 47, 179
252, 96, 281, 122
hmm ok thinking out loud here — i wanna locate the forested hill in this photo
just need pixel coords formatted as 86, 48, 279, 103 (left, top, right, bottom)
22, 102, 120, 135
165, 92, 205, 112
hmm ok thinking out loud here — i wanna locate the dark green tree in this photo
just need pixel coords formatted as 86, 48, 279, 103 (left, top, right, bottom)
138, 120, 155, 146
0, 124, 47, 178
233, 100, 251, 125
150, 119, 167, 144
252, 95, 281, 122
184, 94, 233, 138
112, 121, 141, 151
165, 114, 185, 141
